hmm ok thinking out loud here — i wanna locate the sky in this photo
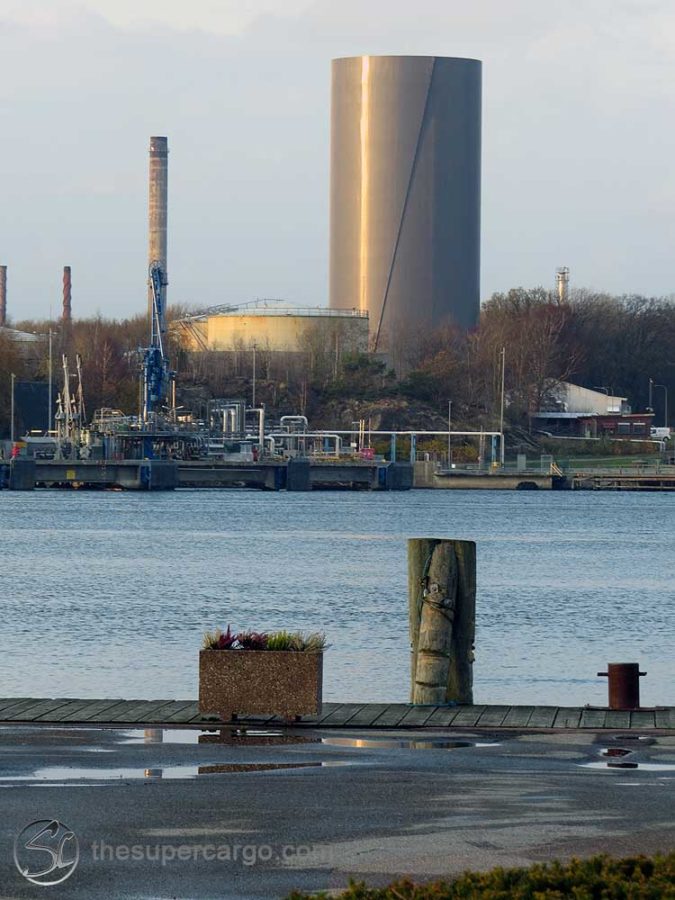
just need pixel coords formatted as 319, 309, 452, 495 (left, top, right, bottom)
1, 0, 674, 320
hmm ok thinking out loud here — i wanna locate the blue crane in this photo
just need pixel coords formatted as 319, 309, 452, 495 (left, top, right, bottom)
142, 261, 173, 423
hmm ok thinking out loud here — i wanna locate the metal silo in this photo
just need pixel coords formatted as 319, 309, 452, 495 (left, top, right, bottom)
329, 56, 481, 359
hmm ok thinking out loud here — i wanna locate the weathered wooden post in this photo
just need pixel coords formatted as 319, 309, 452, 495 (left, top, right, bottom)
408, 539, 476, 705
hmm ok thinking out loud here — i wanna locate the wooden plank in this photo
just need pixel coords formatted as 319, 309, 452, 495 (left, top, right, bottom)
655, 708, 675, 729
630, 710, 656, 730
370, 704, 413, 727
423, 706, 461, 727
580, 708, 607, 729
91, 700, 168, 723
57, 699, 129, 722
604, 709, 631, 729
502, 706, 535, 728
318, 704, 366, 727
526, 706, 558, 728
553, 708, 582, 728
450, 705, 486, 727
0, 698, 31, 715
476, 706, 510, 727
398, 706, 438, 727
109, 700, 181, 724
11, 699, 77, 721
344, 704, 391, 728
315, 703, 342, 724
0, 699, 51, 720
154, 700, 199, 724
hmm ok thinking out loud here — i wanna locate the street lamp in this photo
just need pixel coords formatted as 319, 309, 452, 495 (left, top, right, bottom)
653, 383, 668, 428
499, 347, 505, 466
10, 372, 15, 445
447, 400, 452, 467
251, 343, 257, 409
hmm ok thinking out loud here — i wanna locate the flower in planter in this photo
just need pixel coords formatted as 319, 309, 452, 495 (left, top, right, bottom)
202, 625, 237, 651
235, 631, 269, 651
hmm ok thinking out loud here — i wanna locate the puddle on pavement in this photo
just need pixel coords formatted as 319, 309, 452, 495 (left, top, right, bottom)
582, 761, 675, 771
0, 760, 354, 782
320, 737, 496, 750
121, 729, 320, 746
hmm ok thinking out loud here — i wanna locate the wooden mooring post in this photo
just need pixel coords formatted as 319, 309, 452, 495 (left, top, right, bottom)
408, 539, 476, 705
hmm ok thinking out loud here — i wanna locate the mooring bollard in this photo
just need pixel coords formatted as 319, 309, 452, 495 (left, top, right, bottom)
597, 662, 646, 710
408, 539, 476, 705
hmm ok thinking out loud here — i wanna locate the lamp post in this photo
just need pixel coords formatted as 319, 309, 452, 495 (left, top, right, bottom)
499, 347, 505, 466
251, 343, 257, 409
10, 372, 15, 445
447, 400, 452, 468
654, 383, 668, 428
47, 329, 53, 433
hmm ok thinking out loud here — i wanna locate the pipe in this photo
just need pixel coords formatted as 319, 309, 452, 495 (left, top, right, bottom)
280, 415, 308, 432
248, 408, 265, 451
267, 432, 343, 457
0, 265, 6, 327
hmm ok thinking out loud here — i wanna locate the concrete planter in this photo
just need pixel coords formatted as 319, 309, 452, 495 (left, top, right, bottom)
199, 649, 323, 721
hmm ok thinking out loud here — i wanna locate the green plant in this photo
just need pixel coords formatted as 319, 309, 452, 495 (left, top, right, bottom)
201, 628, 328, 651
265, 631, 297, 651
285, 851, 675, 899
300, 632, 328, 652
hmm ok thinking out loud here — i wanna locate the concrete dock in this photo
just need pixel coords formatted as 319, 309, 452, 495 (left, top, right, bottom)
0, 458, 414, 491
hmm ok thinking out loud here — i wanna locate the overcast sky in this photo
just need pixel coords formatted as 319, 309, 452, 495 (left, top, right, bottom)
1, 0, 674, 320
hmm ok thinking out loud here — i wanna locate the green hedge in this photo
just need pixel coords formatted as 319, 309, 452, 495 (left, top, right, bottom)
287, 852, 675, 899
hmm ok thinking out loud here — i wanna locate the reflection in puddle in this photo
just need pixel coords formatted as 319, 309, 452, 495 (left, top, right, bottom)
320, 737, 496, 750
1, 760, 353, 782
121, 729, 319, 747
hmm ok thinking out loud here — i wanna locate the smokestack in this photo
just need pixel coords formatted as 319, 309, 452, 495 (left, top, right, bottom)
62, 266, 72, 322
0, 265, 6, 327
556, 266, 570, 304
148, 136, 168, 317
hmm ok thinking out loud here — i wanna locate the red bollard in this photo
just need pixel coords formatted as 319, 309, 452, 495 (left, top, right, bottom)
597, 663, 646, 710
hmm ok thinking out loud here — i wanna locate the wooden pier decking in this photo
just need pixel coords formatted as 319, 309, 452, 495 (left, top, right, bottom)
0, 699, 672, 731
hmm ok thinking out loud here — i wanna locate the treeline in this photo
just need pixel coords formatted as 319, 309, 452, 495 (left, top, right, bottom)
1, 288, 673, 436
399, 288, 675, 428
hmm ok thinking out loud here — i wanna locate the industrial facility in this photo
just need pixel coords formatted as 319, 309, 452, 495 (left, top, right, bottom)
175, 305, 368, 354
329, 55, 482, 363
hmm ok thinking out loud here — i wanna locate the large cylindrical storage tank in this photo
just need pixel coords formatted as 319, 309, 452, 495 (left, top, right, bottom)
330, 56, 481, 361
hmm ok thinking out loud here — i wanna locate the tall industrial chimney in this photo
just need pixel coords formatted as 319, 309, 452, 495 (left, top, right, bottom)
0, 265, 6, 327
556, 267, 570, 304
62, 266, 72, 322
148, 136, 168, 317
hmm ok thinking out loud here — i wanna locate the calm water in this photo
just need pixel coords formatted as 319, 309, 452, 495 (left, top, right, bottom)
0, 489, 672, 706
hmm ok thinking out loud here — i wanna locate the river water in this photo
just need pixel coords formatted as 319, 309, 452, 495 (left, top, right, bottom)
0, 489, 672, 707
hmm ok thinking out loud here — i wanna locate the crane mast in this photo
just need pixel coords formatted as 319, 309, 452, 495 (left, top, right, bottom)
142, 261, 173, 423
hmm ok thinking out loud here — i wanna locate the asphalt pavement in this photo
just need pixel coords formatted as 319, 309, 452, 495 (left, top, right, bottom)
0, 724, 673, 899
